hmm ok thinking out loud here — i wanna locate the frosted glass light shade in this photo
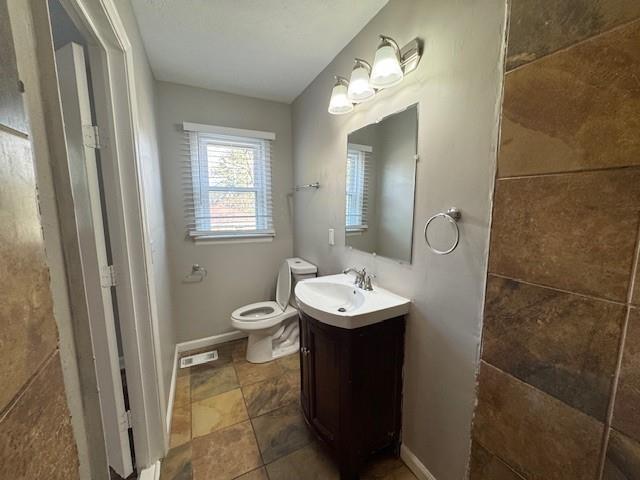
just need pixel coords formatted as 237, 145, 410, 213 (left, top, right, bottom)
328, 80, 353, 115
347, 65, 375, 103
370, 44, 404, 89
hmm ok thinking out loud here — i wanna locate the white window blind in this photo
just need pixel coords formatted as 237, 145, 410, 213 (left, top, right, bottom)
183, 124, 275, 239
346, 144, 371, 231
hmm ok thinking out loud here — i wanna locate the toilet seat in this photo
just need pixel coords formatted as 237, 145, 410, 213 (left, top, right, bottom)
231, 302, 298, 331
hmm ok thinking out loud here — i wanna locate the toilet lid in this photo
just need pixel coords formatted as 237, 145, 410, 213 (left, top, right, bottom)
275, 261, 291, 311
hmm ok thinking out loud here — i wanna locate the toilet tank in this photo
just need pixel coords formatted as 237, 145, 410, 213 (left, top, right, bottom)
286, 257, 317, 307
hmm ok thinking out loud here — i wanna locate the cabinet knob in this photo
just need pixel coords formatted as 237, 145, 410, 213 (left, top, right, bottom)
301, 347, 310, 356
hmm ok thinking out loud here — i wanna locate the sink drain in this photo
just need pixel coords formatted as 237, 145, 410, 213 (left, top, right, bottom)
337, 307, 346, 312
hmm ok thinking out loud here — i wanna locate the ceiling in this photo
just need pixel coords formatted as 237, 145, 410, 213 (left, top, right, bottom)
131, 0, 388, 103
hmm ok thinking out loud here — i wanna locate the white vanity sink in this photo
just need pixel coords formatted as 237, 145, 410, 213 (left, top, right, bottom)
295, 273, 411, 329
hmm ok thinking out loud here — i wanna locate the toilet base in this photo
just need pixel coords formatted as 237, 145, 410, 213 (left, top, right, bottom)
246, 328, 278, 363
272, 342, 299, 360
245, 319, 299, 363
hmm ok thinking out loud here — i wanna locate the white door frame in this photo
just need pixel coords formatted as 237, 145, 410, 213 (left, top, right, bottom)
53, 0, 167, 468
55, 41, 134, 477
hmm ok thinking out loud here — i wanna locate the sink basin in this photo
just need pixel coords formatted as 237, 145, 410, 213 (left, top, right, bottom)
296, 282, 366, 312
295, 273, 411, 329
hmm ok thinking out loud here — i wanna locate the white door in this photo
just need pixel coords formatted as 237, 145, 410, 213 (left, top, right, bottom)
55, 42, 134, 478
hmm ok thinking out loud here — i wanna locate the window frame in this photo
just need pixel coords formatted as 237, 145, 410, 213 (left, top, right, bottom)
345, 144, 370, 232
184, 123, 275, 241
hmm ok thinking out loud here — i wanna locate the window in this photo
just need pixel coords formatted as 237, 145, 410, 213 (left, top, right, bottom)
345, 143, 371, 231
183, 123, 275, 239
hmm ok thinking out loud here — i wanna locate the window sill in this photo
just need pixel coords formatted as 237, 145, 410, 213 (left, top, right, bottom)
192, 234, 275, 245
346, 226, 368, 236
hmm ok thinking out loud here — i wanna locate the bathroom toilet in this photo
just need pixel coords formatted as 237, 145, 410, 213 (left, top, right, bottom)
231, 257, 317, 363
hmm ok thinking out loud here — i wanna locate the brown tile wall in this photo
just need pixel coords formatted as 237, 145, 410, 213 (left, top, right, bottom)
471, 1, 640, 479
0, 1, 79, 477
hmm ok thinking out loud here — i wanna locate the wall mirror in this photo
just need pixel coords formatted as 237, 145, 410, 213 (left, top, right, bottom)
345, 104, 418, 263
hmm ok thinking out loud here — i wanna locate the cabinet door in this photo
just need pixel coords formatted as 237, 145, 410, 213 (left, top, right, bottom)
299, 315, 311, 416
307, 318, 341, 442
351, 320, 404, 453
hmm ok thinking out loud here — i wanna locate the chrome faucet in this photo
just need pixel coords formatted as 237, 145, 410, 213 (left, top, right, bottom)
343, 267, 375, 291
362, 272, 376, 291
343, 267, 366, 288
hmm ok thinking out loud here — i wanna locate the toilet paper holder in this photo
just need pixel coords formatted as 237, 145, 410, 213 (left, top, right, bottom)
183, 264, 207, 283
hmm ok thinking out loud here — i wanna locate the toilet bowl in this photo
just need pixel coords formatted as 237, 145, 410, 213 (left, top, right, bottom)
231, 257, 317, 363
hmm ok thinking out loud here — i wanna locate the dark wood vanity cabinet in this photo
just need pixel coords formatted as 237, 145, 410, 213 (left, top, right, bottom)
299, 311, 405, 479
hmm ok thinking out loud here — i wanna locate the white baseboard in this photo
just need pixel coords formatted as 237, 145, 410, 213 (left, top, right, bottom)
401, 444, 438, 480
139, 460, 160, 480
176, 330, 247, 354
165, 345, 179, 441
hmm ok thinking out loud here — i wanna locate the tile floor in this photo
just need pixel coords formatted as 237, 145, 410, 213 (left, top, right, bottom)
161, 338, 417, 480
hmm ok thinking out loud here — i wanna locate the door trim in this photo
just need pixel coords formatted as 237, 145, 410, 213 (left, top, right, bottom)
49, 0, 166, 468
138, 461, 161, 480
55, 41, 134, 476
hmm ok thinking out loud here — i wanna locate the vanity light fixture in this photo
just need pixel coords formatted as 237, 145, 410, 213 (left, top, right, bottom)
328, 76, 354, 115
347, 59, 375, 103
328, 35, 422, 115
370, 35, 404, 88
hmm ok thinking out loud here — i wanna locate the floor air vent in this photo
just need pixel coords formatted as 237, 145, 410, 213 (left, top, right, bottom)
180, 350, 219, 368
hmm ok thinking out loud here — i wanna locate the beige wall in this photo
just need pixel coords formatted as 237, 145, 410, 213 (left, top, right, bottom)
291, 1, 507, 478
155, 81, 294, 342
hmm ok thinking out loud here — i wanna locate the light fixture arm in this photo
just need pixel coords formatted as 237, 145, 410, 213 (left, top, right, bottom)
378, 34, 401, 53
334, 75, 349, 87
353, 58, 371, 73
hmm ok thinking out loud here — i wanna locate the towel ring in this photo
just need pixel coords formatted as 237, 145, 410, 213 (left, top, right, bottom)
424, 207, 462, 255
